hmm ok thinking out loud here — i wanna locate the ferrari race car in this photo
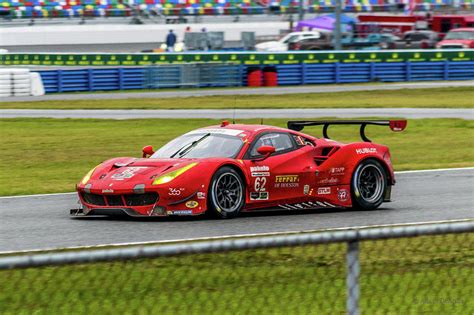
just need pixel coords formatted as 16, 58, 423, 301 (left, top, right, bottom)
71, 120, 407, 219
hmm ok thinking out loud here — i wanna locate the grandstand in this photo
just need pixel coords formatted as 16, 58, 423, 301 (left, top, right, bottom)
0, 0, 471, 19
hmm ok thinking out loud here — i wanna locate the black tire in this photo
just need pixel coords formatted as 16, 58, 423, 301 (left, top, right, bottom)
351, 159, 387, 210
208, 166, 245, 219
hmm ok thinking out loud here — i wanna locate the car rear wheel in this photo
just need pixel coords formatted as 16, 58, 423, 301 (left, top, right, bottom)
351, 159, 387, 210
208, 167, 245, 219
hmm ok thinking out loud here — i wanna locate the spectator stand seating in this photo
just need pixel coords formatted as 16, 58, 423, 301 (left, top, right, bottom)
0, 0, 471, 19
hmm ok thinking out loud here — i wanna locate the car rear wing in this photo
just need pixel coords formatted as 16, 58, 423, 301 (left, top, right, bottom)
287, 120, 407, 142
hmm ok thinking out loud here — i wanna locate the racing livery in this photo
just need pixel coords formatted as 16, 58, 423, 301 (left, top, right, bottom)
71, 120, 407, 219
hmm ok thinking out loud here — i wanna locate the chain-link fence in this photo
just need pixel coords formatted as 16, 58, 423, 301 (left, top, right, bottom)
144, 63, 242, 89
0, 221, 473, 314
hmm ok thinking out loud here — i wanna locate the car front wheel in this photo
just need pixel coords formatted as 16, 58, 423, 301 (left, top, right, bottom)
351, 159, 387, 210
208, 167, 245, 219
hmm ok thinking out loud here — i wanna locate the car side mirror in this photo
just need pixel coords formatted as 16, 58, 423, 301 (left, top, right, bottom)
253, 145, 276, 161
142, 145, 155, 158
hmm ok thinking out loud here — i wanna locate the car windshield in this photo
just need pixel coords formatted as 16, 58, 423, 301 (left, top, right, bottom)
445, 31, 474, 40
282, 35, 299, 44
151, 132, 244, 159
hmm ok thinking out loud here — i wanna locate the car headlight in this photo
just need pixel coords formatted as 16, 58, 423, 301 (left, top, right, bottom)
152, 162, 198, 185
81, 165, 99, 185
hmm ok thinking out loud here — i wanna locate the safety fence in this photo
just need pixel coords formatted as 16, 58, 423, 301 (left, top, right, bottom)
0, 221, 473, 314
35, 60, 474, 93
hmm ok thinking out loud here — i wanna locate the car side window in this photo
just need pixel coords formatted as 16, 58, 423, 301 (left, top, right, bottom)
412, 33, 428, 41
248, 133, 295, 157
292, 134, 315, 147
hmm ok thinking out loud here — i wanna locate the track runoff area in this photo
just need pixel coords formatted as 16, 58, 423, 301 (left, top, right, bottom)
0, 167, 472, 254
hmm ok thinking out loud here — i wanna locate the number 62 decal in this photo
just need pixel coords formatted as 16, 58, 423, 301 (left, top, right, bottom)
254, 177, 266, 192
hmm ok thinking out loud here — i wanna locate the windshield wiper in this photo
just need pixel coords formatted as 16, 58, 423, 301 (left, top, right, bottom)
169, 133, 211, 158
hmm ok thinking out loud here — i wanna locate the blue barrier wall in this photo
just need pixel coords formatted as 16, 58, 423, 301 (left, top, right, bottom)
38, 61, 474, 94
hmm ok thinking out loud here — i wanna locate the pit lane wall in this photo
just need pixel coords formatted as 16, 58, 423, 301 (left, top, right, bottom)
1, 50, 473, 93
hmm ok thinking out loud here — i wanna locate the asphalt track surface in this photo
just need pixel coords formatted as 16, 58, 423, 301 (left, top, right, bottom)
1, 108, 473, 119
0, 168, 473, 253
1, 81, 473, 102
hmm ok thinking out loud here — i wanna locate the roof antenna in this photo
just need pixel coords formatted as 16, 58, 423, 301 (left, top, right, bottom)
260, 118, 263, 125
232, 97, 236, 124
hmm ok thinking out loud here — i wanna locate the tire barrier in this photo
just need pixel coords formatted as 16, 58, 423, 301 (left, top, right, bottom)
0, 68, 45, 97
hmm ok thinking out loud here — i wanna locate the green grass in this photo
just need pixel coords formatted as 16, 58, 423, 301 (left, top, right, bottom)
0, 118, 473, 196
0, 233, 472, 314
1, 87, 473, 109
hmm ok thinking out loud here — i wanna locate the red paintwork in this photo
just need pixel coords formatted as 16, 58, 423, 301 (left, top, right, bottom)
357, 14, 474, 37
436, 28, 474, 49
76, 123, 397, 217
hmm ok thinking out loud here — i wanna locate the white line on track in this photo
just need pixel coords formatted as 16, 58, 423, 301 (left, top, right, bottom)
1, 218, 472, 255
0, 192, 76, 199
0, 167, 472, 199
395, 167, 474, 174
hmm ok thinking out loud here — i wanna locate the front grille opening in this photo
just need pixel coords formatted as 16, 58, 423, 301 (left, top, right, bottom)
82, 192, 158, 207
106, 195, 124, 206
82, 193, 106, 206
124, 193, 159, 206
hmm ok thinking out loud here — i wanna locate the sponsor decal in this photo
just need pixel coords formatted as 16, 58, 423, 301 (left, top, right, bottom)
168, 188, 185, 196
303, 185, 310, 195
101, 189, 114, 193
276, 183, 299, 188
330, 167, 345, 176
167, 210, 193, 215
317, 177, 339, 185
111, 167, 146, 180
356, 148, 377, 155
338, 189, 349, 202
275, 175, 300, 188
250, 191, 269, 200
185, 200, 199, 209
250, 165, 270, 172
251, 172, 270, 177
317, 187, 331, 195
275, 175, 299, 183
197, 192, 206, 199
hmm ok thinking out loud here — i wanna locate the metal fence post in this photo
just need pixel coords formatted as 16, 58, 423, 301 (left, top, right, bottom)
334, 62, 340, 84
405, 61, 411, 81
57, 69, 62, 93
443, 60, 449, 81
346, 240, 360, 315
87, 68, 94, 91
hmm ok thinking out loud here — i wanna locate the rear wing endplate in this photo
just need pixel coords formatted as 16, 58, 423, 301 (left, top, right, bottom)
287, 120, 407, 142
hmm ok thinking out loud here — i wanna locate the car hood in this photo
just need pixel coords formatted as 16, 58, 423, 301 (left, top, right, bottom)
255, 41, 283, 50
439, 39, 473, 45
82, 157, 198, 189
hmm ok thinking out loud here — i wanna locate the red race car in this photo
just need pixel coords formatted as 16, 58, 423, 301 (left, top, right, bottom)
71, 120, 407, 219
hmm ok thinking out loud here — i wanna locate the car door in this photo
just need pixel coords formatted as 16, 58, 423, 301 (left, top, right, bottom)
243, 132, 317, 207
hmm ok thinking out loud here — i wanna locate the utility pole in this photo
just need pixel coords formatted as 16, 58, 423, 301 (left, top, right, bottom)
334, 0, 342, 50
298, 0, 304, 22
